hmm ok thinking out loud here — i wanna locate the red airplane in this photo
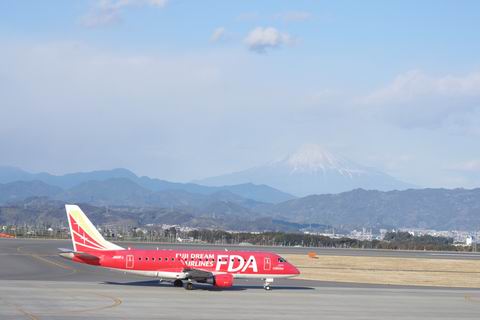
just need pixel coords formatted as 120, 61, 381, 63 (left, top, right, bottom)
59, 205, 300, 290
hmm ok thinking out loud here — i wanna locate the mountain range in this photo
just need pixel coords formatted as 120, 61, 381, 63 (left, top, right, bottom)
0, 144, 414, 200
0, 197, 326, 232
0, 166, 294, 204
272, 188, 480, 231
1, 161, 479, 232
1, 176, 480, 231
196, 144, 414, 196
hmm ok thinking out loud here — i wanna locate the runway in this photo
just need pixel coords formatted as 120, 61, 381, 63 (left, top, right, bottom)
8, 237, 480, 260
1, 238, 480, 319
145, 241, 480, 260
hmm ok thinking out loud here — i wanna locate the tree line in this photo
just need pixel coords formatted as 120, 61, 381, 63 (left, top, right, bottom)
186, 230, 469, 251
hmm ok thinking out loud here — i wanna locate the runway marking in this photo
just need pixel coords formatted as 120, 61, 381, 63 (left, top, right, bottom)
13, 304, 39, 320
0, 297, 39, 320
16, 245, 78, 276
0, 253, 62, 256
1, 288, 122, 319
86, 293, 123, 313
464, 294, 480, 304
22, 292, 123, 317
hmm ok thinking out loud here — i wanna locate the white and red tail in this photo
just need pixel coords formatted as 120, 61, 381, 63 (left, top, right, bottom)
65, 204, 124, 253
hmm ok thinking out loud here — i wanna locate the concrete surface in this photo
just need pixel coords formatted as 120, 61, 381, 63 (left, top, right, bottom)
1, 238, 479, 319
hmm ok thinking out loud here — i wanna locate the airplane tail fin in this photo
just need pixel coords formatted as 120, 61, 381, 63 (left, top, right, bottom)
65, 204, 124, 253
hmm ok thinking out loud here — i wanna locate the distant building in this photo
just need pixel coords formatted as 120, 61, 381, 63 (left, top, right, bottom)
466, 236, 474, 246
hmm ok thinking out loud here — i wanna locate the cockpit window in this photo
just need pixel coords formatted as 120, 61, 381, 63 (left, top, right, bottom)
278, 257, 287, 263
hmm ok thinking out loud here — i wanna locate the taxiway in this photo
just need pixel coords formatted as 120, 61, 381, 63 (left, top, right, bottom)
1, 238, 479, 319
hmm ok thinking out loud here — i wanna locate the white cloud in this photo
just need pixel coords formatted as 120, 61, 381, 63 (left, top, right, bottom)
146, 0, 168, 6
3, 41, 479, 188
360, 70, 480, 128
450, 160, 480, 172
244, 27, 292, 53
210, 27, 227, 43
81, 0, 168, 28
0, 41, 302, 180
273, 11, 311, 22
364, 70, 480, 105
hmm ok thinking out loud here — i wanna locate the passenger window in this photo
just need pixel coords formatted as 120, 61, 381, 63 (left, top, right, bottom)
171, 258, 174, 261
138, 257, 141, 260
145, 257, 148, 261
164, 257, 168, 261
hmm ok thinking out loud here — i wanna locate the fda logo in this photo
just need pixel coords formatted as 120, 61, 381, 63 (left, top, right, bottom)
215, 255, 258, 273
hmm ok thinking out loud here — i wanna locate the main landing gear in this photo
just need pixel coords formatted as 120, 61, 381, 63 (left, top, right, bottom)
173, 279, 183, 287
173, 279, 195, 290
263, 278, 274, 291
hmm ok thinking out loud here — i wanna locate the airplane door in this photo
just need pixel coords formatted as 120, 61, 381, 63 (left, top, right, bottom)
264, 257, 271, 271
126, 255, 134, 269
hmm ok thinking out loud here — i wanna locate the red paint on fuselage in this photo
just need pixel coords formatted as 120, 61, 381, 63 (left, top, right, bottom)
62, 205, 300, 285
73, 249, 299, 277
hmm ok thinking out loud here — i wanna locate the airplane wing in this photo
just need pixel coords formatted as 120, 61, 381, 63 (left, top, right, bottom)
175, 256, 215, 280
182, 268, 214, 280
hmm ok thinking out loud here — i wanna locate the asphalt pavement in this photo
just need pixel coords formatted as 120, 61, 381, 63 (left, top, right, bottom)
1, 238, 479, 319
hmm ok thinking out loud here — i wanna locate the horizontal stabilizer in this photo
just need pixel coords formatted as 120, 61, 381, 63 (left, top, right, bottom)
58, 248, 100, 262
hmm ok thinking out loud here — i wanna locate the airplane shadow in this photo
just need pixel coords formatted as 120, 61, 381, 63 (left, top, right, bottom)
102, 280, 315, 291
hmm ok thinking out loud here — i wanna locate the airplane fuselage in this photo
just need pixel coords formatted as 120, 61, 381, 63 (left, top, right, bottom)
60, 205, 300, 290
65, 248, 299, 280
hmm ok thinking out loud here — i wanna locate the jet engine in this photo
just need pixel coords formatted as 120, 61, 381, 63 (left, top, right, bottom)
213, 273, 234, 288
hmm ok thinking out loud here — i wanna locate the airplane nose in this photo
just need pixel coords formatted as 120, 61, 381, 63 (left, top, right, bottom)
291, 263, 300, 276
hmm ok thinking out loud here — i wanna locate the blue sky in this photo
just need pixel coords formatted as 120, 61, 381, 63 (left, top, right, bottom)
1, 0, 480, 188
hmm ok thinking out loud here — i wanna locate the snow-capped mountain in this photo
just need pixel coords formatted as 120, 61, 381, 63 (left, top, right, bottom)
196, 144, 414, 197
